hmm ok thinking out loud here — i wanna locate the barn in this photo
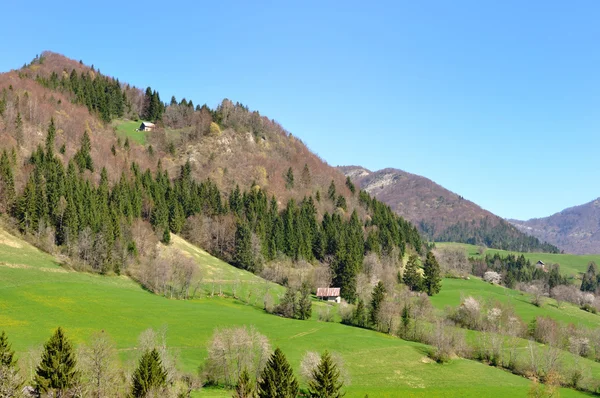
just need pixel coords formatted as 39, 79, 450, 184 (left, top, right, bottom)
316, 287, 341, 303
138, 121, 155, 132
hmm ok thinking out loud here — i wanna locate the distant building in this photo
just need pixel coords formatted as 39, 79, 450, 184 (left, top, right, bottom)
138, 121, 155, 131
316, 287, 341, 303
535, 260, 547, 271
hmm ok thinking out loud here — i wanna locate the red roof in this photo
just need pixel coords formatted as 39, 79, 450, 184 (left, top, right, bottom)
316, 287, 341, 297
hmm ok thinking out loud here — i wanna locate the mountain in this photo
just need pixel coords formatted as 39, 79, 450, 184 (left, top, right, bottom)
509, 198, 600, 254
0, 51, 423, 302
339, 166, 559, 253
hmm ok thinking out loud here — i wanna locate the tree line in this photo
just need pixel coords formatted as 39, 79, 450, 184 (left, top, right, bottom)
436, 217, 560, 253
0, 119, 423, 302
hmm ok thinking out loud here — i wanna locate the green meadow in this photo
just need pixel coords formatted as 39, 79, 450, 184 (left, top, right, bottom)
0, 229, 594, 397
436, 242, 600, 278
113, 119, 148, 145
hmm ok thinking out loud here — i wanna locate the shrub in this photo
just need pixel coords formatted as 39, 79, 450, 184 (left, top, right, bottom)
483, 271, 501, 285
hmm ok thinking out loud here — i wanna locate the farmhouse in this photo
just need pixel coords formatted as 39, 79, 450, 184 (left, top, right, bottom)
535, 260, 546, 270
138, 121, 155, 132
316, 287, 341, 303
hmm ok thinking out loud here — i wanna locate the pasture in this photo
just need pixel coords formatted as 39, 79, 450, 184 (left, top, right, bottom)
0, 229, 587, 397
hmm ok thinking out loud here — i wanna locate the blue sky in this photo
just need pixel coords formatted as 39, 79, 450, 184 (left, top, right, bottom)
2, 0, 599, 220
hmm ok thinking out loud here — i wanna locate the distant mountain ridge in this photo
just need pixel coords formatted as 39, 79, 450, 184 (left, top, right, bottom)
339, 166, 559, 253
509, 198, 600, 254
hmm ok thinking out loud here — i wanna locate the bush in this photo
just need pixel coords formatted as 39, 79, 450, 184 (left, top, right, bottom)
483, 271, 501, 285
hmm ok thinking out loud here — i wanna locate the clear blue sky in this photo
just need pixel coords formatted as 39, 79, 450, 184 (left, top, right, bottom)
2, 0, 599, 220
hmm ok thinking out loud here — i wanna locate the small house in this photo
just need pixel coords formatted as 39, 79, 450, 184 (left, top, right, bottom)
138, 121, 155, 132
316, 287, 341, 303
535, 260, 547, 272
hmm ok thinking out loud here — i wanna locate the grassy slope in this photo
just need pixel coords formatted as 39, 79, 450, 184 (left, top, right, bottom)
0, 229, 582, 397
430, 277, 600, 329
113, 119, 148, 145
436, 242, 600, 277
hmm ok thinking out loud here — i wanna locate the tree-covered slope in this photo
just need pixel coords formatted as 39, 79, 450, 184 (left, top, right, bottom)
509, 198, 600, 254
339, 166, 558, 253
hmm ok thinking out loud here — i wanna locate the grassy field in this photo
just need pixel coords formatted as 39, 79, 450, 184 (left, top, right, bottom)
0, 229, 590, 397
430, 277, 600, 328
436, 242, 600, 278
113, 119, 148, 145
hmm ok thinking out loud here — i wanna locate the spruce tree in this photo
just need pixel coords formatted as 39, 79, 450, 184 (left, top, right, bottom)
131, 348, 167, 398
0, 330, 22, 397
403, 254, 423, 292
308, 351, 344, 398
257, 348, 298, 398
0, 331, 16, 368
297, 282, 313, 320
328, 180, 336, 201
233, 368, 256, 398
14, 112, 23, 146
369, 281, 386, 326
285, 167, 295, 190
35, 327, 79, 396
234, 221, 255, 271
423, 251, 442, 296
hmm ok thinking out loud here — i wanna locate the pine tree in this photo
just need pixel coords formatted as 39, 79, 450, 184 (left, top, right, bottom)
308, 351, 344, 398
257, 348, 298, 398
581, 262, 598, 292
345, 176, 355, 195
14, 112, 23, 146
35, 327, 79, 396
234, 221, 255, 271
131, 348, 167, 398
328, 180, 336, 201
162, 226, 171, 245
0, 330, 22, 397
45, 117, 56, 158
403, 254, 423, 292
423, 251, 442, 296
285, 167, 295, 190
297, 282, 313, 320
350, 299, 368, 328
369, 281, 386, 326
301, 163, 312, 188
233, 368, 256, 398
0, 331, 16, 368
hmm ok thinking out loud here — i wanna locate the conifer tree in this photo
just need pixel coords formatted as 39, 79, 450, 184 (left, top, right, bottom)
308, 351, 344, 398
0, 330, 22, 397
328, 180, 336, 201
369, 281, 386, 325
403, 254, 423, 292
345, 176, 355, 195
297, 281, 313, 320
234, 221, 255, 271
131, 348, 167, 398
301, 163, 312, 188
581, 262, 598, 292
257, 348, 298, 398
35, 327, 79, 396
350, 299, 368, 328
285, 167, 295, 190
14, 112, 23, 146
233, 368, 256, 398
0, 331, 16, 368
423, 251, 442, 296
45, 117, 56, 158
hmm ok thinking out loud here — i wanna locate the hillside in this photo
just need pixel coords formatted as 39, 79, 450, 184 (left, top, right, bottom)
0, 226, 592, 397
509, 198, 600, 254
339, 166, 558, 252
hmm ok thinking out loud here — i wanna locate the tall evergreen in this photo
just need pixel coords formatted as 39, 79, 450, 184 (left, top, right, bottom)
308, 351, 344, 398
297, 281, 313, 320
0, 331, 16, 368
403, 254, 422, 292
233, 368, 256, 398
369, 281, 386, 325
35, 327, 79, 396
14, 112, 23, 146
423, 251, 442, 296
234, 221, 255, 271
257, 348, 298, 398
285, 167, 295, 189
581, 262, 598, 292
131, 348, 167, 398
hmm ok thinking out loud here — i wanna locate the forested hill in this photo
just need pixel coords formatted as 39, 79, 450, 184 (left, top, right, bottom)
339, 166, 559, 253
0, 51, 423, 302
509, 198, 600, 254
